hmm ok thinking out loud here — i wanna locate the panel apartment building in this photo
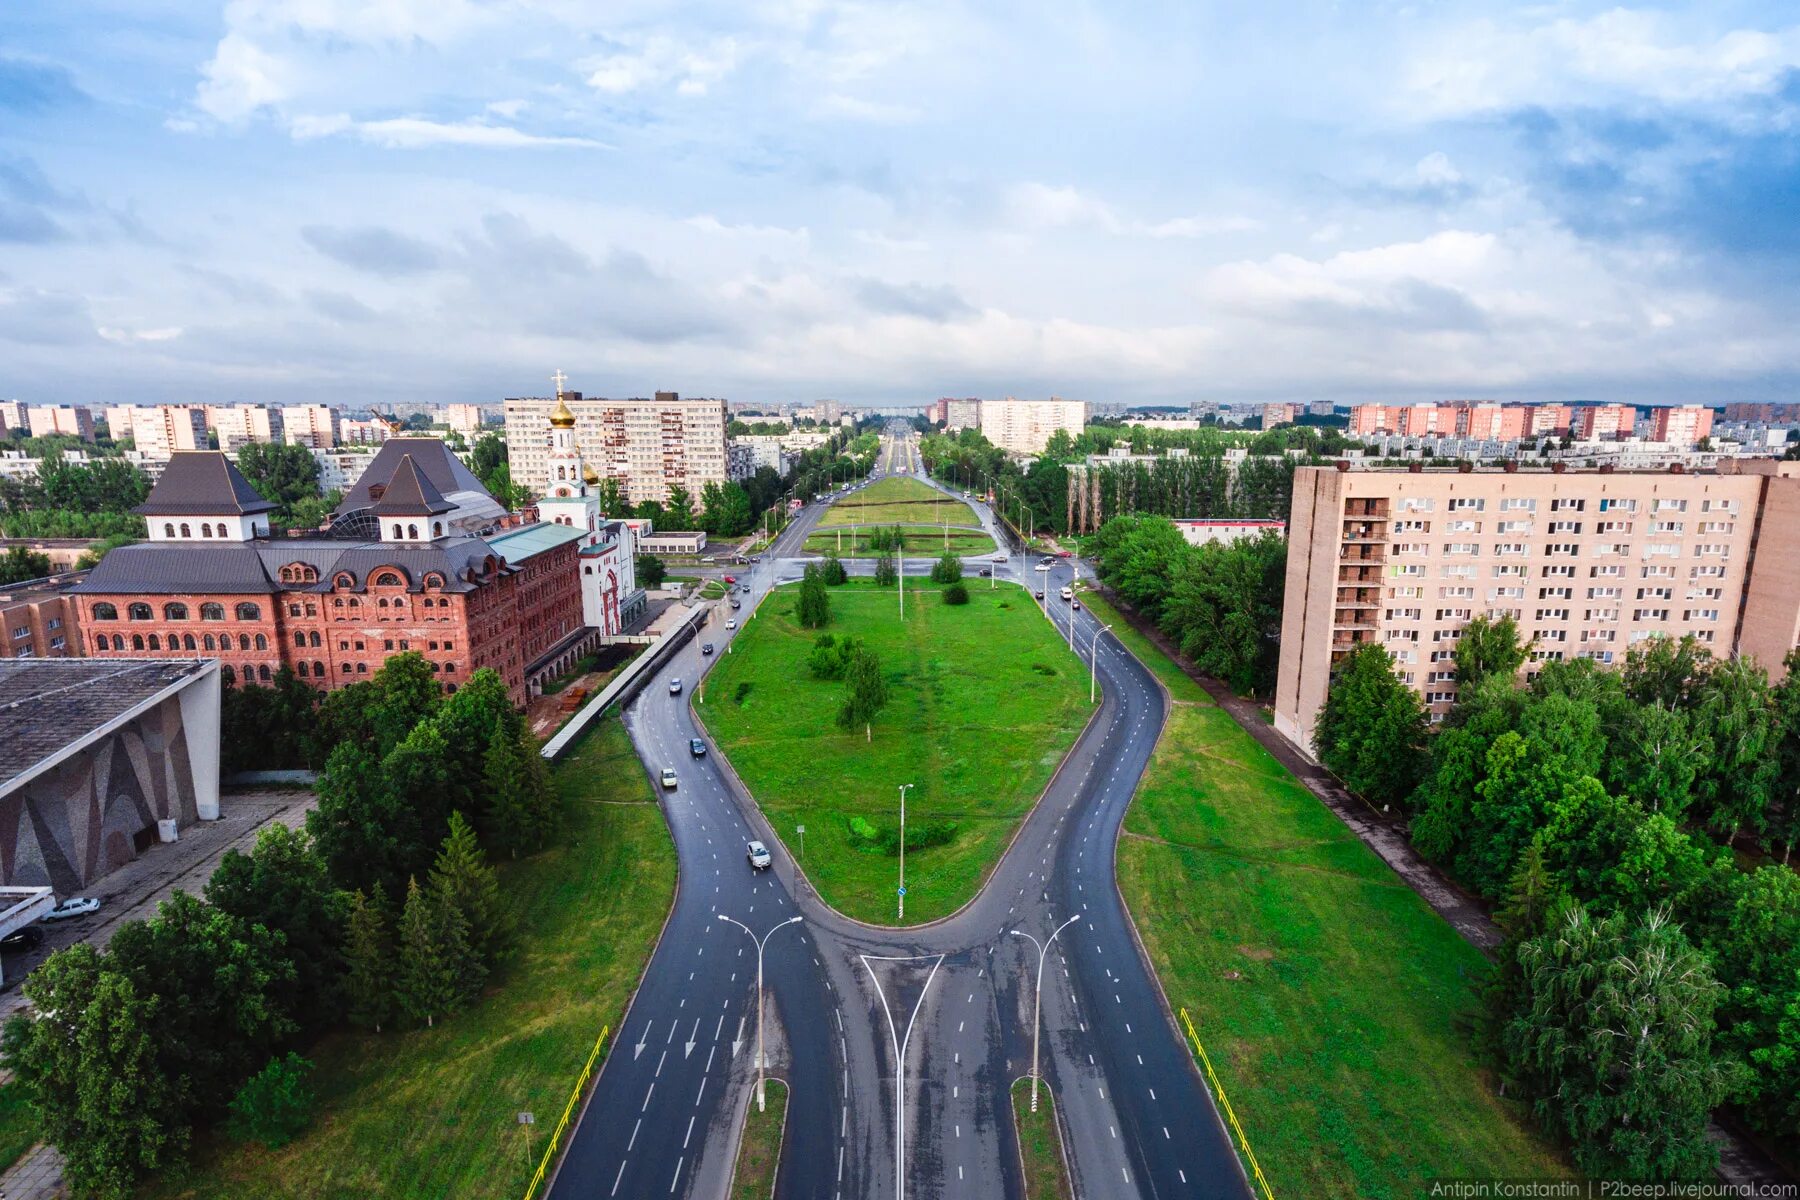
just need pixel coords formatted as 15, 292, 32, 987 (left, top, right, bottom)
504, 390, 728, 505
1274, 461, 1800, 752
979, 397, 1088, 455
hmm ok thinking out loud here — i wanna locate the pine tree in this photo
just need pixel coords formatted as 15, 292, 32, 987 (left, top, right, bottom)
873, 554, 897, 586
481, 725, 534, 857
343, 887, 395, 1034
796, 563, 832, 628
429, 812, 512, 970
838, 646, 889, 732
396, 876, 479, 1028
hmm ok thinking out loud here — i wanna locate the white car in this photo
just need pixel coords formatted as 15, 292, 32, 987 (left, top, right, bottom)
746, 840, 772, 870
43, 896, 101, 921
1060, 586, 1074, 601
660, 768, 679, 789
991, 554, 1008, 563
726, 619, 738, 630
1034, 561, 1052, 572
669, 678, 683, 695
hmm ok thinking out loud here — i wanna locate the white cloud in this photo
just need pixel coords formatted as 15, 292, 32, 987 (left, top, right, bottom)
98, 326, 184, 343
195, 32, 294, 122
582, 34, 743, 97
288, 113, 603, 149
1144, 214, 1264, 238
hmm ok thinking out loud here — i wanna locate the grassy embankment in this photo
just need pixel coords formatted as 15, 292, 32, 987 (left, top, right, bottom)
1076, 588, 1574, 1196
729, 1080, 788, 1199
1010, 1078, 1071, 1200
146, 719, 676, 1200
699, 579, 1087, 924
814, 476, 979, 529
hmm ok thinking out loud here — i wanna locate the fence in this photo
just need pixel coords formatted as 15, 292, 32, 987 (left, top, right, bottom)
1179, 1007, 1276, 1200
539, 603, 706, 762
520, 1024, 610, 1200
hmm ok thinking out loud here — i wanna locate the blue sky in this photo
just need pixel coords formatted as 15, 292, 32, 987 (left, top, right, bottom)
2, 2, 1798, 408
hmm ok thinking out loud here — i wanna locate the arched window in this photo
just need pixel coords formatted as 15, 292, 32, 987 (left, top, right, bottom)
378, 598, 389, 609
163, 602, 188, 620
92, 602, 118, 620
148, 634, 161, 650
393, 524, 404, 539
375, 572, 402, 587
341, 662, 352, 673
258, 665, 271, 681
254, 633, 267, 650
203, 634, 215, 650
201, 602, 224, 621
309, 631, 321, 647
128, 603, 152, 621
164, 523, 175, 538
313, 660, 324, 677
295, 661, 308, 678
235, 602, 260, 621
408, 523, 419, 540
238, 634, 251, 650
200, 524, 212, 538
433, 522, 443, 537
424, 573, 443, 590
332, 598, 343, 608
294, 631, 306, 648
132, 634, 145, 650
179, 523, 191, 538
335, 573, 354, 589
183, 634, 196, 650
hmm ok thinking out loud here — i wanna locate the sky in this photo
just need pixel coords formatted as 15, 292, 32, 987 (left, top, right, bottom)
2, 2, 1799, 410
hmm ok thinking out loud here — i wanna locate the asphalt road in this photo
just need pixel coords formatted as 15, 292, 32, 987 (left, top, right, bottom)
547, 433, 1251, 1200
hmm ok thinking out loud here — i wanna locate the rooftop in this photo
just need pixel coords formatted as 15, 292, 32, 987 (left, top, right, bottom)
132, 452, 278, 517
485, 520, 587, 562
0, 658, 212, 788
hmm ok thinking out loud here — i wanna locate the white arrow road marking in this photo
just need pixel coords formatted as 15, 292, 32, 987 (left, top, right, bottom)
685, 1019, 700, 1058
635, 1021, 652, 1060
732, 1016, 746, 1057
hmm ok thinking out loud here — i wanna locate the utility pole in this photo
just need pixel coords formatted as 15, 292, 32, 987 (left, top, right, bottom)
718, 914, 803, 1111
897, 783, 914, 922
1090, 623, 1113, 704
1011, 914, 1081, 1112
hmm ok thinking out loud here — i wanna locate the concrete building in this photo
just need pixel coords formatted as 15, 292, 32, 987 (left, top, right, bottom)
339, 416, 394, 445
125, 405, 209, 459
638, 531, 707, 556
1173, 518, 1287, 546
208, 404, 284, 452
945, 399, 982, 431
1262, 402, 1300, 428
282, 404, 339, 449
979, 396, 1088, 455
0, 401, 25, 434
27, 405, 95, 442
504, 387, 730, 505
1307, 401, 1338, 418
1529, 404, 1575, 436
1649, 405, 1715, 447
1273, 462, 1800, 751
0, 657, 221, 891
442, 404, 486, 439
1725, 403, 1800, 424
1577, 404, 1637, 441
311, 449, 381, 494
2, 572, 84, 658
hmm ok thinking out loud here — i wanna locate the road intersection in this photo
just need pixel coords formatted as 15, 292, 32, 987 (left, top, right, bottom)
547, 435, 1252, 1200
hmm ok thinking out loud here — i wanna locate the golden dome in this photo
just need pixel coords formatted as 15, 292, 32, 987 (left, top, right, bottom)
582, 463, 600, 486
549, 397, 577, 428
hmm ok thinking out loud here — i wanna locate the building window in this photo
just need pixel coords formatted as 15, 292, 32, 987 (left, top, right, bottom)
162, 602, 188, 620
201, 602, 224, 620
148, 634, 161, 649
295, 631, 307, 647
164, 523, 176, 538
309, 631, 321, 647
357, 662, 368, 673
92, 602, 118, 620
236, 602, 261, 620
254, 634, 267, 650
183, 634, 196, 650
259, 665, 272, 681
179, 523, 191, 538
204, 634, 215, 650
375, 572, 402, 587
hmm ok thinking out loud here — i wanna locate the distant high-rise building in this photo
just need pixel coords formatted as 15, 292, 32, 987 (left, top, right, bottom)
0, 400, 28, 433
1262, 402, 1299, 428
1649, 405, 1715, 447
26, 404, 95, 442
504, 384, 729, 505
207, 404, 284, 452
1577, 404, 1637, 441
338, 417, 394, 445
282, 405, 339, 449
442, 403, 485, 438
979, 396, 1088, 454
125, 406, 208, 459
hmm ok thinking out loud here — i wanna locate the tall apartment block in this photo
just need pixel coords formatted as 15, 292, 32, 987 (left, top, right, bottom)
1263, 402, 1300, 428
442, 403, 485, 438
1577, 404, 1636, 440
504, 390, 729, 506
1273, 462, 1800, 752
979, 396, 1089, 455
27, 404, 95, 441
0, 401, 25, 433
207, 404, 284, 451
1649, 405, 1714, 446
117, 405, 208, 459
282, 405, 339, 449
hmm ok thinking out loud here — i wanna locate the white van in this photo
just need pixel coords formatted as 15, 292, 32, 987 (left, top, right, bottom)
1060, 586, 1073, 601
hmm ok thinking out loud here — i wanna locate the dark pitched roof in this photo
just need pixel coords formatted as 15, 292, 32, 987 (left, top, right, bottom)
72, 536, 505, 596
133, 452, 278, 517
0, 658, 212, 786
336, 439, 487, 516
370, 455, 454, 517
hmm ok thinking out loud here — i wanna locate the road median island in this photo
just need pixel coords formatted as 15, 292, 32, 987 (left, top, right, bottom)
815, 476, 979, 528
729, 1079, 788, 1199
1102, 601, 1576, 1195
696, 578, 1088, 925
1010, 1077, 1072, 1200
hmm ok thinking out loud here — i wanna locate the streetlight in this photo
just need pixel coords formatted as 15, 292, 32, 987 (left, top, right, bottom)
717, 913, 803, 1112
896, 783, 915, 922
1011, 914, 1081, 1112
1089, 623, 1113, 704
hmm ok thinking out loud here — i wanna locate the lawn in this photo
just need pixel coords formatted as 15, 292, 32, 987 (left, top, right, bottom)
146, 719, 677, 1200
816, 476, 979, 529
1113, 653, 1572, 1194
730, 1080, 787, 1199
698, 579, 1089, 924
1011, 1078, 1071, 1200
0, 1085, 36, 1177
803, 525, 996, 559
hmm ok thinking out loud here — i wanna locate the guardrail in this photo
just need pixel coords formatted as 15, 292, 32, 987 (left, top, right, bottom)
520, 1023, 610, 1200
540, 604, 706, 762
1179, 1007, 1276, 1200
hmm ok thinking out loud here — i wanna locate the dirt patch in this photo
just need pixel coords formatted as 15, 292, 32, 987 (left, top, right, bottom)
1237, 945, 1275, 961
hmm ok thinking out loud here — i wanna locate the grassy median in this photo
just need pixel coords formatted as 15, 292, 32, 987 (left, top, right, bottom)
1010, 1077, 1071, 1200
803, 525, 995, 558
699, 579, 1088, 924
730, 1079, 788, 1199
1105, 605, 1572, 1196
148, 719, 677, 1200
816, 476, 978, 528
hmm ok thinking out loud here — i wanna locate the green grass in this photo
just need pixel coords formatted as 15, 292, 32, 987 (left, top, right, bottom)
730, 1080, 787, 1199
147, 719, 677, 1200
1011, 1078, 1071, 1200
1114, 674, 1572, 1194
816, 476, 978, 529
0, 1084, 38, 1175
803, 526, 995, 558
699, 579, 1089, 924
699, 580, 728, 600
538, 653, 599, 694
1073, 589, 1210, 703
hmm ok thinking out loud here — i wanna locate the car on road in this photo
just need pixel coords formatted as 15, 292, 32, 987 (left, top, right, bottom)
42, 897, 100, 922
730, 599, 741, 610
726, 619, 738, 630
690, 738, 707, 758
978, 568, 991, 577
1035, 589, 1045, 599
746, 840, 771, 870
1060, 586, 1073, 601
702, 642, 714, 655
669, 678, 683, 695
723, 575, 737, 585
1072, 599, 1082, 610
1, 927, 44, 952
660, 768, 678, 789
991, 554, 1007, 563
1034, 561, 1052, 572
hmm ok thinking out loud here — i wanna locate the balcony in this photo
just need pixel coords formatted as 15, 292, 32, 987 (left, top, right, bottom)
1339, 545, 1386, 564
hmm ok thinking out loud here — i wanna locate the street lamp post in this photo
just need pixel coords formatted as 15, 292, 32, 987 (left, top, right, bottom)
1011, 914, 1081, 1112
717, 913, 803, 1112
1089, 623, 1114, 704
896, 783, 915, 922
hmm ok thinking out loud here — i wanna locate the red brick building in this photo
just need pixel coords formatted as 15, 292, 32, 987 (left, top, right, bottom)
72, 443, 591, 705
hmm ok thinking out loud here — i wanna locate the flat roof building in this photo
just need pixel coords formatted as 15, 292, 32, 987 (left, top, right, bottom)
979, 396, 1088, 455
504, 388, 729, 505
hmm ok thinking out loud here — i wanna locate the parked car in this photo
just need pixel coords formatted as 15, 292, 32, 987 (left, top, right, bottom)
1, 927, 44, 952
669, 678, 683, 695
690, 738, 707, 758
702, 642, 714, 655
42, 897, 100, 922
746, 840, 772, 870
660, 768, 679, 789
1035, 589, 1045, 600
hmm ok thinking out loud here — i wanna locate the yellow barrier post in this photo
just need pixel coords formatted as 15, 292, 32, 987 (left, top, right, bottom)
521, 1024, 610, 1200
1179, 1008, 1276, 1200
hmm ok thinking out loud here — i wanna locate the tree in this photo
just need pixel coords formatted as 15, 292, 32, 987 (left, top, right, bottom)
1500, 906, 1740, 1181
396, 876, 479, 1028
482, 725, 557, 857
482, 463, 531, 510
943, 581, 970, 605
796, 563, 832, 629
597, 477, 627, 517
636, 553, 667, 589
75, 531, 137, 569
471, 432, 508, 482
1606, 700, 1711, 819
664, 483, 697, 529
930, 551, 963, 585
236, 442, 322, 524
1453, 614, 1531, 688
308, 742, 413, 899
700, 480, 754, 537
1312, 643, 1428, 808
343, 887, 396, 1033
1692, 656, 1776, 844
838, 645, 889, 732
368, 652, 444, 757
820, 552, 848, 586
873, 554, 897, 587
1769, 649, 1800, 864
0, 545, 51, 584
226, 1053, 317, 1149
1622, 635, 1712, 710
429, 811, 512, 970
1157, 532, 1287, 697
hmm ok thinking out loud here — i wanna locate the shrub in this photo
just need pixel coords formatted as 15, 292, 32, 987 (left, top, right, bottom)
226, 1053, 317, 1150
733, 681, 753, 705
943, 582, 970, 605
930, 551, 963, 585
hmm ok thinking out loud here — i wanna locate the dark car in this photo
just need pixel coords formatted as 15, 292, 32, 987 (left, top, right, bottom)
1035, 589, 1045, 599
1, 926, 44, 953
978, 568, 991, 577
702, 642, 714, 655
690, 738, 707, 757
730, 599, 741, 609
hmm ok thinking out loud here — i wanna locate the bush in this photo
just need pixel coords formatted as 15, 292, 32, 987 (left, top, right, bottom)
930, 551, 963, 585
846, 815, 960, 855
226, 1052, 317, 1150
733, 681, 753, 705
943, 582, 970, 605
808, 634, 861, 681
821, 554, 849, 586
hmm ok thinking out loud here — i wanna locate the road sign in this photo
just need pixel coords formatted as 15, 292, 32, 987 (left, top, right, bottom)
796, 824, 805, 834
897, 886, 907, 896
517, 1112, 534, 1125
